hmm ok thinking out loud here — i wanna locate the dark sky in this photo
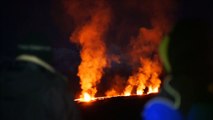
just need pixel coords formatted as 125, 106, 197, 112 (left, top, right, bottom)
1, 0, 212, 54
1, 0, 212, 57
0, 0, 212, 95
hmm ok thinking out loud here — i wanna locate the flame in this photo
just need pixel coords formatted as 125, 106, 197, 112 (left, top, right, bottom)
81, 93, 92, 102
136, 90, 143, 95
124, 85, 133, 96
64, 0, 177, 102
147, 87, 159, 94
124, 58, 161, 96
105, 89, 118, 97
70, 1, 111, 101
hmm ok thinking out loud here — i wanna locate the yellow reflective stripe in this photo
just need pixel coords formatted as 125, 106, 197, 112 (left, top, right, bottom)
159, 36, 171, 73
164, 75, 181, 109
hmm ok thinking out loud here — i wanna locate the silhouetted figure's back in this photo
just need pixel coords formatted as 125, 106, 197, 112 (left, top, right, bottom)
0, 57, 73, 120
168, 19, 213, 119
168, 19, 213, 115
0, 0, 79, 120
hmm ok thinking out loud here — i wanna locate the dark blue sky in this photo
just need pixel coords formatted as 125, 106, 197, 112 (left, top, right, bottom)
1, 0, 212, 57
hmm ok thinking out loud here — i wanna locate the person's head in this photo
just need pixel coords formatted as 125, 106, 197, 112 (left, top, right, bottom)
158, 19, 213, 115
168, 19, 213, 79
160, 18, 213, 90
169, 19, 213, 99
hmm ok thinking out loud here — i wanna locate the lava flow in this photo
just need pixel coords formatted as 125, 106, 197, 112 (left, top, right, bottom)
74, 94, 157, 103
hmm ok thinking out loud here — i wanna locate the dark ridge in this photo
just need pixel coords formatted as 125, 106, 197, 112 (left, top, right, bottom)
76, 93, 157, 120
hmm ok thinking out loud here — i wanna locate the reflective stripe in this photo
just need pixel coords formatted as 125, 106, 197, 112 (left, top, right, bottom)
16, 54, 55, 73
164, 75, 181, 109
18, 45, 51, 51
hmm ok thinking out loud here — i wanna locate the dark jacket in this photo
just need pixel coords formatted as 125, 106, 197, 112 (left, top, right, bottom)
0, 55, 77, 120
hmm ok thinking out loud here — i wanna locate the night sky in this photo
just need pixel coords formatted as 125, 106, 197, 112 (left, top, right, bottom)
0, 0, 212, 95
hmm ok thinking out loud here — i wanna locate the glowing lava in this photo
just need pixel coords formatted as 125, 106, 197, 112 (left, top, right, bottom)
82, 93, 93, 102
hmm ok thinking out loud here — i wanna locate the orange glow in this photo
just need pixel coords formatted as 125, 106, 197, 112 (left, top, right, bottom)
124, 58, 161, 97
81, 93, 92, 102
147, 87, 159, 94
70, 1, 111, 102
105, 89, 118, 97
65, 0, 176, 102
124, 85, 133, 96
136, 90, 143, 95
124, 91, 131, 96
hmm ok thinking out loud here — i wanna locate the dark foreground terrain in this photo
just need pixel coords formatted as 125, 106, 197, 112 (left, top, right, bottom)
75, 94, 157, 120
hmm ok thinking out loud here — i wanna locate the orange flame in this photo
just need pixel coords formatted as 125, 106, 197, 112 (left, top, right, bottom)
124, 58, 162, 96
70, 1, 111, 101
81, 93, 93, 102
64, 0, 177, 102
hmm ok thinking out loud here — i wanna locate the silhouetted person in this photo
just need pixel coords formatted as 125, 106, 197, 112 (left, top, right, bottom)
168, 19, 213, 119
143, 19, 213, 120
0, 0, 79, 120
